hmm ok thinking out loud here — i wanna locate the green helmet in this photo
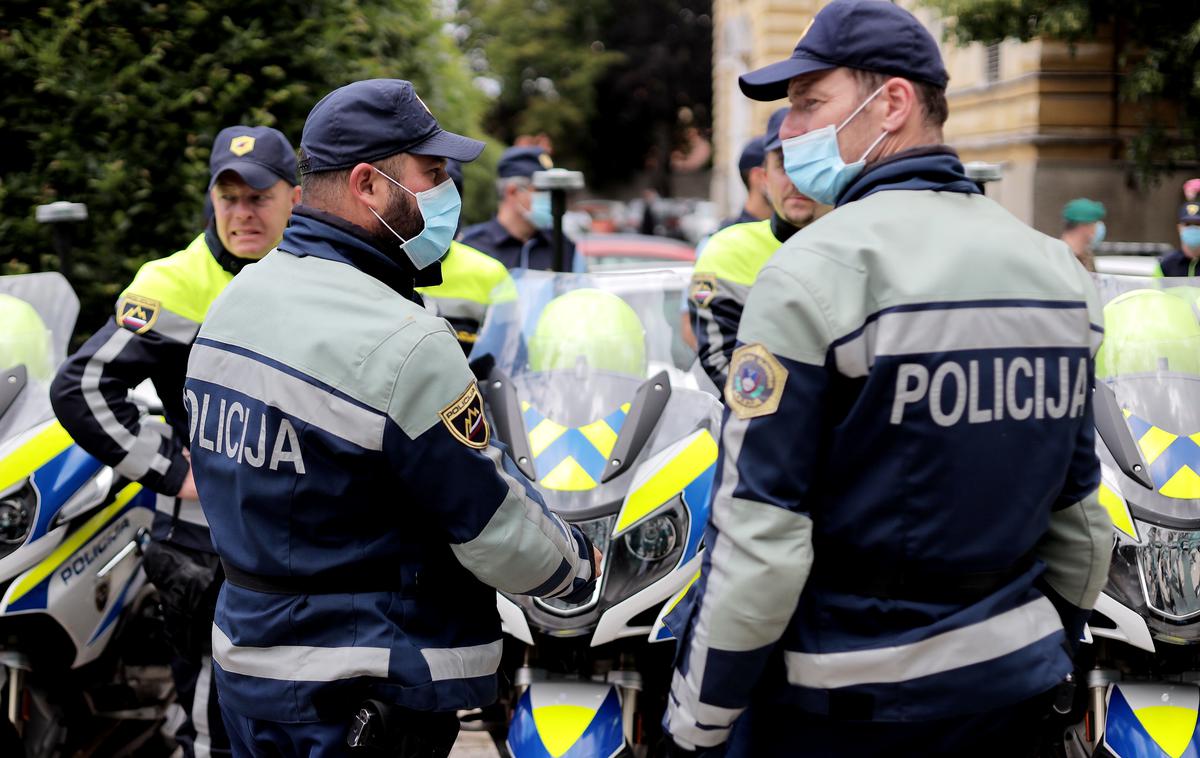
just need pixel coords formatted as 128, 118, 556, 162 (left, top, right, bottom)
0, 294, 51, 381
1096, 287, 1200, 378
527, 288, 646, 376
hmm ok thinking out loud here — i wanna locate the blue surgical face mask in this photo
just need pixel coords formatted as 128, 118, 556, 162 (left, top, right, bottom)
526, 190, 554, 229
1182, 226, 1200, 250
369, 168, 461, 269
781, 85, 890, 206
1091, 221, 1106, 249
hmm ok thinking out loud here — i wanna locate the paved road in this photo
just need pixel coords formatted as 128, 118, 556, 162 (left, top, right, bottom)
449, 730, 503, 757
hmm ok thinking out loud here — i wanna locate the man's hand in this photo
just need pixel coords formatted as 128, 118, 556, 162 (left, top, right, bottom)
593, 545, 604, 580
176, 463, 199, 501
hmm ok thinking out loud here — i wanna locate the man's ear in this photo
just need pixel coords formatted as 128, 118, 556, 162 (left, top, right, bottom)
290, 184, 302, 206
879, 77, 917, 134
349, 163, 383, 208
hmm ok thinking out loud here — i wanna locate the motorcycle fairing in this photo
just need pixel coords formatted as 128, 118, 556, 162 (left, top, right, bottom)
1124, 411, 1200, 500
522, 401, 631, 491
0, 480, 154, 667
614, 429, 716, 538
507, 681, 624, 758
1098, 478, 1138, 542
1103, 683, 1200, 758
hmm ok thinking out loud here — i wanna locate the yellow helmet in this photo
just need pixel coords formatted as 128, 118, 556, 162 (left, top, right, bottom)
1096, 287, 1200, 378
527, 288, 646, 376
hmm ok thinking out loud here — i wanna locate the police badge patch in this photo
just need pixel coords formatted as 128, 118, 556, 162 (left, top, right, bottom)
689, 273, 718, 308
440, 382, 490, 449
116, 294, 160, 335
230, 135, 256, 156
725, 343, 787, 419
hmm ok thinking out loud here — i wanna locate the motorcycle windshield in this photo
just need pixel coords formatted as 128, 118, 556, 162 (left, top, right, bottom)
1094, 274, 1200, 515
0, 273, 79, 445
471, 269, 719, 515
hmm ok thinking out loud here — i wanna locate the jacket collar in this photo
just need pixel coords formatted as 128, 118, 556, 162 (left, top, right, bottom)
837, 145, 981, 207
770, 213, 800, 244
278, 206, 441, 298
204, 222, 251, 275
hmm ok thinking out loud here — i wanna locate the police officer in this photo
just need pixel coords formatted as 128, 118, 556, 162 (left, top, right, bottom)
715, 136, 770, 231
689, 108, 817, 389
1060, 197, 1106, 272
182, 79, 600, 756
50, 125, 300, 758
416, 159, 514, 353
663, 2, 1111, 756
1156, 202, 1200, 277
459, 146, 583, 271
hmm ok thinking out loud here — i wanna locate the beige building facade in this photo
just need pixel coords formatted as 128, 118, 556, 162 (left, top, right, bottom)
711, 0, 1193, 246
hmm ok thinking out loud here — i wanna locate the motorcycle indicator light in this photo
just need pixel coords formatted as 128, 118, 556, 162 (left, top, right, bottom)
0, 480, 35, 546
624, 515, 677, 562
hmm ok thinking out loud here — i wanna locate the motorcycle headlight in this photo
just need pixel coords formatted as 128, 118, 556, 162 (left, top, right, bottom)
624, 515, 677, 562
533, 514, 615, 617
0, 480, 36, 548
1136, 523, 1200, 622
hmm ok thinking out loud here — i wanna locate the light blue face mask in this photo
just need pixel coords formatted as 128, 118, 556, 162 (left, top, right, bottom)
1182, 226, 1200, 250
526, 191, 554, 230
1090, 221, 1107, 249
781, 85, 890, 206
369, 168, 461, 269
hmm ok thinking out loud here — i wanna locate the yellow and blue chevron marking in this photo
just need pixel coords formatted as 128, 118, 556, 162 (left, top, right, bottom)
522, 402, 631, 491
507, 685, 624, 758
1125, 411, 1200, 500
1104, 684, 1200, 758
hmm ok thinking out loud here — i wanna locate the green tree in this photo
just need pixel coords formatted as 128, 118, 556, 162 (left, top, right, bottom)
0, 0, 490, 337
455, 0, 623, 177
921, 0, 1200, 181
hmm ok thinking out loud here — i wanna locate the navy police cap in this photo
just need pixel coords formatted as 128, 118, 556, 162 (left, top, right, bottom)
737, 136, 766, 174
209, 125, 298, 191
740, 0, 949, 102
761, 107, 790, 153
497, 146, 554, 179
300, 79, 484, 173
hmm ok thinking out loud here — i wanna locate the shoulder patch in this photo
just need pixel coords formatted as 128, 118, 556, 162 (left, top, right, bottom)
439, 382, 489, 448
116, 294, 161, 334
725, 343, 787, 419
689, 273, 718, 308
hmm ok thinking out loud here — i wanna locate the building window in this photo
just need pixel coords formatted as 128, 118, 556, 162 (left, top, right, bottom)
986, 42, 1001, 84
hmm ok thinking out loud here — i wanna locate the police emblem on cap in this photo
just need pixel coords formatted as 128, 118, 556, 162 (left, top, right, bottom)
230, 135, 256, 156
538, 153, 554, 169
116, 294, 160, 335
1189, 204, 1198, 216
440, 382, 489, 449
726, 343, 787, 419
688, 273, 718, 309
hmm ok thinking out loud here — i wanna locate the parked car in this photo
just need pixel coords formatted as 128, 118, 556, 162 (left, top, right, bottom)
577, 233, 695, 273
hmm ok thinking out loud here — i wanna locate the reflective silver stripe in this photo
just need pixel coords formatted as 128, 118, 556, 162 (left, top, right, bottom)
114, 421, 172, 480
156, 494, 209, 528
193, 654, 213, 758
834, 305, 1091, 378
188, 343, 386, 451
420, 639, 503, 682
150, 307, 202, 343
212, 625, 390, 682
783, 596, 1063, 689
81, 327, 174, 475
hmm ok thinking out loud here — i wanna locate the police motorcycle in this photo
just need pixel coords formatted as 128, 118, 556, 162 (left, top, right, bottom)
0, 273, 169, 755
1055, 273, 1200, 757
468, 268, 721, 758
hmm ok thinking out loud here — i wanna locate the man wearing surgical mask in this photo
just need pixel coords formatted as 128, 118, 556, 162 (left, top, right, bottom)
663, 1, 1109, 755
1061, 197, 1107, 272
184, 79, 600, 755
1157, 202, 1200, 277
460, 145, 585, 271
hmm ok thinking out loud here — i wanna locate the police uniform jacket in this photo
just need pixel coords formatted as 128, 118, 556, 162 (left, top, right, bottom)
688, 216, 798, 390
1156, 249, 1200, 278
417, 240, 514, 353
183, 206, 596, 723
50, 227, 242, 552
665, 147, 1113, 750
459, 217, 579, 271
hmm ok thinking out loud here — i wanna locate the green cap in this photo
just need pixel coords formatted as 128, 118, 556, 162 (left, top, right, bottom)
1063, 198, 1106, 224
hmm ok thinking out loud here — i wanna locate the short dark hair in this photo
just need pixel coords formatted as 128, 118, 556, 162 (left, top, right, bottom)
851, 69, 948, 129
739, 168, 753, 190
299, 150, 404, 208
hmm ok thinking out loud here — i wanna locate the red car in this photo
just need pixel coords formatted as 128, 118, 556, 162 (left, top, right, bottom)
576, 233, 695, 271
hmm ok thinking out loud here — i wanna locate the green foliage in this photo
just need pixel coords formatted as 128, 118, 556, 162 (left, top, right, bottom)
455, 0, 624, 177
0, 0, 490, 337
922, 0, 1200, 181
